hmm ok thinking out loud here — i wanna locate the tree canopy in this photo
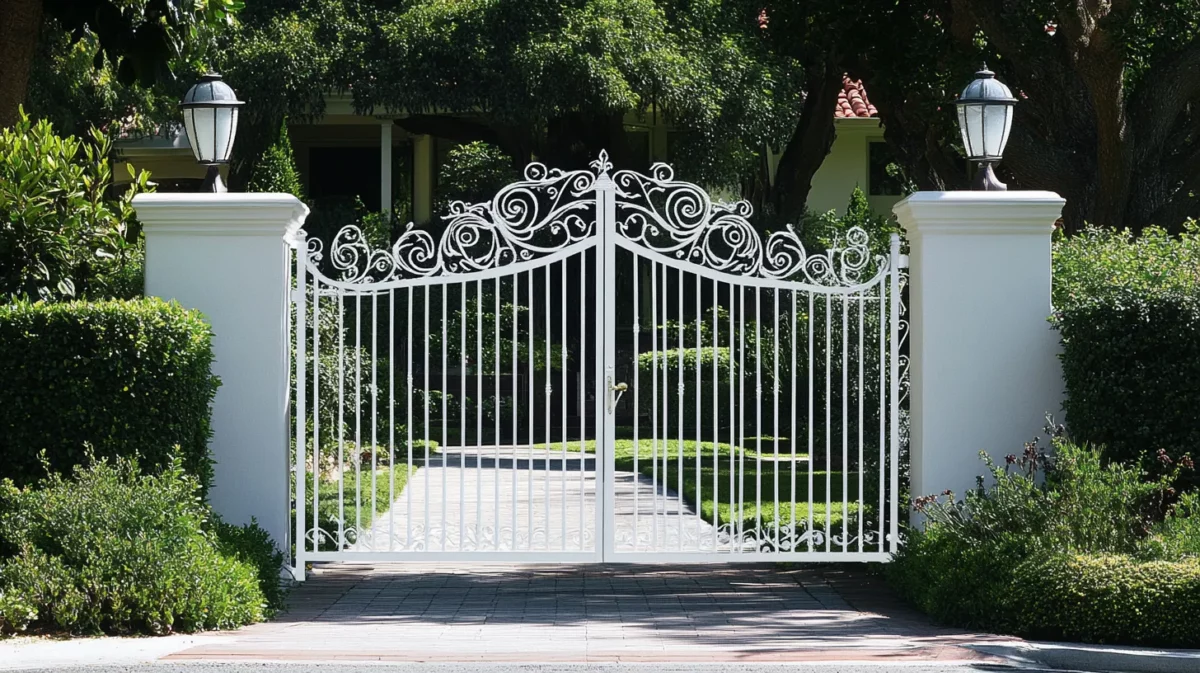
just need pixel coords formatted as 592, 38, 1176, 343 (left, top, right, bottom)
218, 0, 803, 203
0, 0, 242, 129
13, 0, 1198, 232
844, 0, 1200, 231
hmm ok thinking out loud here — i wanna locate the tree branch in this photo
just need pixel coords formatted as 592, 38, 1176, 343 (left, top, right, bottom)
0, 0, 44, 127
771, 62, 843, 224
1131, 38, 1200, 162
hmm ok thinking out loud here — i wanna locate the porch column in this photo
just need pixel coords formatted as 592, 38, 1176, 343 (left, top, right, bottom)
379, 119, 393, 214
134, 193, 309, 555
893, 191, 1065, 519
413, 134, 435, 224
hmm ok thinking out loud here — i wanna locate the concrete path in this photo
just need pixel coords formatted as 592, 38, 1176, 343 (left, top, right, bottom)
354, 447, 721, 553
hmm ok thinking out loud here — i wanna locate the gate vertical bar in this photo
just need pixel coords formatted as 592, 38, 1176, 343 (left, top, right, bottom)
889, 234, 902, 553
595, 165, 616, 561
293, 233, 307, 575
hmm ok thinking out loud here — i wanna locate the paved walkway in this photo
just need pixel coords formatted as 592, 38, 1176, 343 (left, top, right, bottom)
158, 564, 1014, 664
355, 447, 719, 553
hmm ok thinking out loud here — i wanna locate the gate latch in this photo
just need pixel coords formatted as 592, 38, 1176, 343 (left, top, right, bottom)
608, 379, 628, 414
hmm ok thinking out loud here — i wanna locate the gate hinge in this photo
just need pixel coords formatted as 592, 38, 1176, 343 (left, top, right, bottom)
290, 288, 303, 304
896, 254, 910, 269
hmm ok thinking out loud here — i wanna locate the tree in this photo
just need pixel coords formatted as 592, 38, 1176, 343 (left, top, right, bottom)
248, 119, 305, 200
0, 0, 243, 129
748, 1, 889, 226
218, 0, 802, 195
849, 0, 1200, 232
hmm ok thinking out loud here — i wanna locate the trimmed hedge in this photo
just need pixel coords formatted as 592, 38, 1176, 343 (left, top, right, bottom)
0, 299, 219, 490
1056, 291, 1200, 467
1013, 554, 1200, 647
1053, 224, 1200, 466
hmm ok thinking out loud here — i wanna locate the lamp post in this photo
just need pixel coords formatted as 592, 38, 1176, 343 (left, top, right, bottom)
955, 65, 1016, 191
181, 73, 243, 193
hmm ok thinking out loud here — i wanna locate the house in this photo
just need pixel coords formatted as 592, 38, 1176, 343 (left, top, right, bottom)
115, 77, 902, 221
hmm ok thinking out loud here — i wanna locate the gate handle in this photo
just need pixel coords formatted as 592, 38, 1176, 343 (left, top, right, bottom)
608, 379, 628, 414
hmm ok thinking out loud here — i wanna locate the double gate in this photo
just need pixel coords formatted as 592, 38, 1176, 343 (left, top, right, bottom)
291, 152, 906, 567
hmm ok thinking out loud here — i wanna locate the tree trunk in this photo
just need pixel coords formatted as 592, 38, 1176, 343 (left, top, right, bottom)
0, 0, 43, 128
770, 63, 844, 226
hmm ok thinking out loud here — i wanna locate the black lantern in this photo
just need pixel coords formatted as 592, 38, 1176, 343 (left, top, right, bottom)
955, 65, 1016, 191
181, 73, 243, 193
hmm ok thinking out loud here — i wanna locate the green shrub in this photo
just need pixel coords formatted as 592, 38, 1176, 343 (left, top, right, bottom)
435, 141, 518, 214
0, 299, 219, 490
210, 517, 287, 615
1053, 224, 1200, 466
0, 456, 266, 635
1011, 554, 1200, 647
637, 346, 740, 432
0, 109, 149, 301
890, 436, 1196, 644
248, 119, 304, 200
1142, 491, 1200, 560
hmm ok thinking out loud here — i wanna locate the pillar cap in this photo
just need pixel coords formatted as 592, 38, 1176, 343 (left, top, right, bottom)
133, 193, 309, 240
893, 190, 1065, 236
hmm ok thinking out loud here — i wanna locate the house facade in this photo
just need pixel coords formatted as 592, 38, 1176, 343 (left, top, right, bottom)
116, 77, 901, 222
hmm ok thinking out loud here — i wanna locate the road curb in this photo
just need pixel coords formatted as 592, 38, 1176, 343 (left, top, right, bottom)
970, 641, 1200, 673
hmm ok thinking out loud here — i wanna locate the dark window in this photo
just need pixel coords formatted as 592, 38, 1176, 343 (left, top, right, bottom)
869, 141, 905, 196
626, 129, 651, 171
308, 146, 382, 211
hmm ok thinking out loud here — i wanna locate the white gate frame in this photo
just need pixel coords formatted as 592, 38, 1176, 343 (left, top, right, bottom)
291, 152, 906, 570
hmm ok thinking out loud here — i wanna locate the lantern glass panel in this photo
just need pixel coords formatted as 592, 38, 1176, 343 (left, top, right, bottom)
1000, 105, 1013, 156
212, 107, 238, 163
982, 104, 1010, 158
187, 107, 217, 163
963, 103, 986, 159
957, 105, 969, 155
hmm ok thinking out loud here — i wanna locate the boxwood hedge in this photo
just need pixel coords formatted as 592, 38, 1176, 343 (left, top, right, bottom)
0, 299, 219, 490
1053, 224, 1200, 466
1012, 554, 1200, 647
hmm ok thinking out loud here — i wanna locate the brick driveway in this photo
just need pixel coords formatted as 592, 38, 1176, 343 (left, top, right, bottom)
164, 564, 1014, 664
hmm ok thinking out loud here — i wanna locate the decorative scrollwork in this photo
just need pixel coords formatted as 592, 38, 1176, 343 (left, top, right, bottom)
612, 520, 882, 554
304, 521, 595, 553
613, 162, 887, 285
303, 151, 892, 287
318, 156, 603, 283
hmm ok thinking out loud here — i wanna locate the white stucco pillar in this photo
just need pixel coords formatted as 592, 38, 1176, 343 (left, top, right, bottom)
379, 119, 393, 214
413, 134, 435, 224
893, 191, 1065, 516
134, 193, 309, 552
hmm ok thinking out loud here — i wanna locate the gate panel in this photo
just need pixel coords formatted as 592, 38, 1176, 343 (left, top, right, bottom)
293, 162, 605, 564
603, 163, 905, 561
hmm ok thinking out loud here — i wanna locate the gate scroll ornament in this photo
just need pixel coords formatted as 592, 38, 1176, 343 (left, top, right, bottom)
308, 151, 885, 287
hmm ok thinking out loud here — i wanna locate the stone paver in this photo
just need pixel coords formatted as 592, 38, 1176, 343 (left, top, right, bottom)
163, 564, 1015, 664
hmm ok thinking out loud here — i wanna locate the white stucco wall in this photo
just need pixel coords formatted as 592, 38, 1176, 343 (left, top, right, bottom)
805, 118, 901, 218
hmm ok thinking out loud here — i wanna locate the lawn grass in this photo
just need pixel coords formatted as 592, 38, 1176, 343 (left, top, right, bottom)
533, 437, 875, 543
303, 463, 415, 551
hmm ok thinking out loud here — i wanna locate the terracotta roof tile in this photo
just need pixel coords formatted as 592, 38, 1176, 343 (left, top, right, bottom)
835, 76, 878, 118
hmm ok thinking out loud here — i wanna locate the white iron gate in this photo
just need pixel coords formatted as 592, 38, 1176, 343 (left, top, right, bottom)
291, 152, 906, 568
